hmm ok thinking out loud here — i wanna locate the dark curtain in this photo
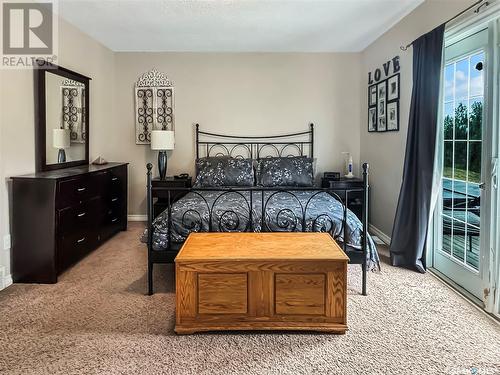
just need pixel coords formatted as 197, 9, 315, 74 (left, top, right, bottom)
389, 24, 445, 273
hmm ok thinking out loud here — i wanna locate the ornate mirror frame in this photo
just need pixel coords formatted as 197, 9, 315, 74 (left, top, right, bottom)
34, 62, 91, 172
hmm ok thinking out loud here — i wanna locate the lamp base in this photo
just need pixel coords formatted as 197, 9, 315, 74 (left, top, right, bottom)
158, 150, 167, 180
58, 149, 66, 163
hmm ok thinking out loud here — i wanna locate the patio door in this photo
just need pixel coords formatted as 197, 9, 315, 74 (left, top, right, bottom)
432, 27, 491, 300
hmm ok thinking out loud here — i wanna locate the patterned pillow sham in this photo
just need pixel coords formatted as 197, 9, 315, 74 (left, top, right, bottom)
194, 156, 254, 187
256, 156, 314, 187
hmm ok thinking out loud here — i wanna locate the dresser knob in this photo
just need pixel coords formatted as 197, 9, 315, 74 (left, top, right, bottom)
77, 187, 86, 192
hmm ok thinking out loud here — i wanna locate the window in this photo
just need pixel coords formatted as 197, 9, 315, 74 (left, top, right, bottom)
441, 50, 484, 271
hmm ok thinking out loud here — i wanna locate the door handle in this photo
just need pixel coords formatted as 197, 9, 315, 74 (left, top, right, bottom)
77, 187, 86, 192
77, 237, 86, 244
479, 182, 486, 190
492, 158, 498, 190
77, 212, 86, 217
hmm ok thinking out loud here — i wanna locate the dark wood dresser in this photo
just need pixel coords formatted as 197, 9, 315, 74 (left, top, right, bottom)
11, 162, 128, 283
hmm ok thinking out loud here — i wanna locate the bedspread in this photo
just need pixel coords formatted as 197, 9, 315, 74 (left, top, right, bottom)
144, 190, 380, 269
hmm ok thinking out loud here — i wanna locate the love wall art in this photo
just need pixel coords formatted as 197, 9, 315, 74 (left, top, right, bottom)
368, 56, 400, 133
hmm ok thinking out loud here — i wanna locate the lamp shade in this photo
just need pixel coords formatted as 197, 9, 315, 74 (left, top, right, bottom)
151, 130, 175, 150
53, 128, 70, 149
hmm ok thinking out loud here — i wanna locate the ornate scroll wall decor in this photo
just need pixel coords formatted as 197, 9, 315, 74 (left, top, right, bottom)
135, 68, 174, 144
61, 78, 86, 143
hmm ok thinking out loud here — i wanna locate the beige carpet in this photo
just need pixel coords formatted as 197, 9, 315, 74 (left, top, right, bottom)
0, 222, 498, 375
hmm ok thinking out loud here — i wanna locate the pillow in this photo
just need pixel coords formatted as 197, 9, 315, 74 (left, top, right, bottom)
194, 156, 254, 187
256, 156, 314, 187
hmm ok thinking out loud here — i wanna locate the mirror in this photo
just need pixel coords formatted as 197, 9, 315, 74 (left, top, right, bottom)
35, 63, 91, 172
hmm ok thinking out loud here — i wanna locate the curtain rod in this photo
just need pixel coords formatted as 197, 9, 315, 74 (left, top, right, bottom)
400, 0, 488, 51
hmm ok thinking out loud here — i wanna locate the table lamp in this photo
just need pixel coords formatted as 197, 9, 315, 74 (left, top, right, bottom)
53, 128, 70, 163
151, 130, 175, 180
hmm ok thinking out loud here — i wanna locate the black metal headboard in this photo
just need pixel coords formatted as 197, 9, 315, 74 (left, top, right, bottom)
195, 123, 314, 160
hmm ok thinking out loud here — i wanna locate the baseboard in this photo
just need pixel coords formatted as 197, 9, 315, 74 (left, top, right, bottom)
369, 224, 391, 245
128, 215, 147, 222
0, 269, 12, 291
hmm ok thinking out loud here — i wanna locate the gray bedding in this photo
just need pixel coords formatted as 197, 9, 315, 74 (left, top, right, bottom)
147, 189, 380, 269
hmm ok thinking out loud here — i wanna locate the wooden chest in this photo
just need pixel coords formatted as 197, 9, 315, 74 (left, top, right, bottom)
175, 232, 348, 334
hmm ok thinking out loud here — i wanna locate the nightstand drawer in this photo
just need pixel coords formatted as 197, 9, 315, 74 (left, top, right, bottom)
321, 177, 366, 221
321, 179, 363, 190
152, 180, 191, 198
152, 176, 192, 218
152, 179, 189, 188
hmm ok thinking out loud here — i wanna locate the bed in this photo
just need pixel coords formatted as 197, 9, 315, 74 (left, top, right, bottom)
144, 124, 379, 295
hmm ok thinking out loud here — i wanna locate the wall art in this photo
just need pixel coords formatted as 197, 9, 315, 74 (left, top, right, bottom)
135, 68, 174, 144
368, 56, 400, 133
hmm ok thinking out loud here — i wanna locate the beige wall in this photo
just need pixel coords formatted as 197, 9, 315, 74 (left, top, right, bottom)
360, 0, 475, 237
115, 53, 362, 216
0, 16, 115, 278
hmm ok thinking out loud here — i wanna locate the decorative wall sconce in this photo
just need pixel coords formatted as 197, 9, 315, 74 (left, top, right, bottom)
134, 68, 175, 145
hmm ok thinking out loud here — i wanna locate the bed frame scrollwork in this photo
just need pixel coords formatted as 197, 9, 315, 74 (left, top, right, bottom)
145, 124, 369, 296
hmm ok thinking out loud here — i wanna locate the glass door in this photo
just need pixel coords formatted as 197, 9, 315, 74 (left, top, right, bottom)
433, 28, 490, 300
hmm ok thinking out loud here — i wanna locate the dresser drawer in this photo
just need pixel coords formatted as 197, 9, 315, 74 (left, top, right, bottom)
58, 197, 101, 235
104, 206, 122, 226
103, 189, 125, 221
109, 194, 122, 208
103, 165, 125, 190
58, 176, 96, 208
58, 229, 98, 270
100, 206, 124, 241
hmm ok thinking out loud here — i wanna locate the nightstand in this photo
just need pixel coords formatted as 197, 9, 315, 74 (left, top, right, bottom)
152, 176, 192, 218
321, 177, 365, 221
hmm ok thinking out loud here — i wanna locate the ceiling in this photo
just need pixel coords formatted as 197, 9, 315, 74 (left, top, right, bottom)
56, 0, 424, 52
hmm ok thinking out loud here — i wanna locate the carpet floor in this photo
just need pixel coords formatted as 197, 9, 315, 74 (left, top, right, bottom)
0, 222, 499, 375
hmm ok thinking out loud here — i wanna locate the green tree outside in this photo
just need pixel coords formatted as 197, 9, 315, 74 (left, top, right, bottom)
443, 101, 482, 183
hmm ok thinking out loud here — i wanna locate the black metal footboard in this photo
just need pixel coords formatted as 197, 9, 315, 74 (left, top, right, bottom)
145, 163, 369, 295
